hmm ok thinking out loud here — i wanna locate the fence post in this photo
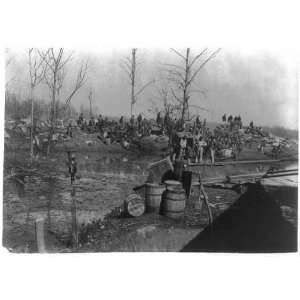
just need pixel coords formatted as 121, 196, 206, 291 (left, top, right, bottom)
35, 217, 47, 253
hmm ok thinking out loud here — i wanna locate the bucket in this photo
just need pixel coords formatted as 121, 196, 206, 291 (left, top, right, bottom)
124, 193, 145, 217
145, 183, 165, 213
163, 187, 186, 219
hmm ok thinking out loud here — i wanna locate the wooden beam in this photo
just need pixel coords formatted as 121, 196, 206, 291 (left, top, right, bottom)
189, 157, 297, 167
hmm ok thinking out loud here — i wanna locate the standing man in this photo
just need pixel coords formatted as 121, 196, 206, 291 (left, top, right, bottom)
198, 136, 207, 163
208, 136, 217, 164
137, 113, 142, 131
180, 135, 187, 160
222, 114, 227, 123
67, 152, 77, 185
78, 113, 84, 126
66, 122, 73, 138
130, 115, 135, 127
156, 111, 161, 126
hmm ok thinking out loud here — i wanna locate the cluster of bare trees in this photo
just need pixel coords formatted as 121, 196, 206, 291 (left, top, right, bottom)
121, 47, 220, 125
8, 46, 220, 157
27, 48, 88, 155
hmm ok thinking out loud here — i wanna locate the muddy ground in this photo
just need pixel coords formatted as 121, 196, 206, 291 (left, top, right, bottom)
2, 130, 298, 252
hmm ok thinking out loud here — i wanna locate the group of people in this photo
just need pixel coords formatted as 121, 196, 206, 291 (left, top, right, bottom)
170, 129, 242, 164
73, 110, 283, 163
166, 112, 247, 164
222, 114, 243, 131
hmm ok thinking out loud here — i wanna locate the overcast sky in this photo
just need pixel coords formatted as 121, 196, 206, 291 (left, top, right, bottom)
5, 47, 298, 129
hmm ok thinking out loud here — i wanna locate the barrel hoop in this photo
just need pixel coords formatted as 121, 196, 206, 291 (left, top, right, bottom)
165, 210, 185, 215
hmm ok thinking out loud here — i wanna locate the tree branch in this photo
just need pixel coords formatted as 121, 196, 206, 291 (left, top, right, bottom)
171, 88, 183, 104
65, 61, 88, 106
162, 63, 186, 71
170, 48, 186, 60
188, 48, 221, 86
189, 48, 208, 68
189, 104, 210, 112
134, 79, 155, 98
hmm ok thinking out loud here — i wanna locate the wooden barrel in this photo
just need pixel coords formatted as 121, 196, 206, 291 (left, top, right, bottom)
163, 188, 186, 219
124, 193, 145, 217
164, 180, 182, 190
145, 183, 165, 212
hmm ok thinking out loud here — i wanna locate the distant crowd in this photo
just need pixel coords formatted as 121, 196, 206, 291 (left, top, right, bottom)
69, 111, 281, 162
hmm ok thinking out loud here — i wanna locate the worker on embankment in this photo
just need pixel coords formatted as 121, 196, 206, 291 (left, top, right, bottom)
208, 136, 217, 164
67, 152, 77, 184
179, 135, 187, 160
66, 122, 73, 137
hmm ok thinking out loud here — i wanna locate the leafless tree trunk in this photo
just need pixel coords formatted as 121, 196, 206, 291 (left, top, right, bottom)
28, 48, 47, 160
39, 48, 88, 154
121, 48, 154, 117
88, 89, 93, 118
166, 47, 221, 127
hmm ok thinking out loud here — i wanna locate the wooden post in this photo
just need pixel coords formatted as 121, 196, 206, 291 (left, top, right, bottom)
198, 173, 213, 225
181, 48, 190, 127
35, 217, 47, 253
30, 86, 34, 160
71, 186, 78, 249
89, 89, 93, 118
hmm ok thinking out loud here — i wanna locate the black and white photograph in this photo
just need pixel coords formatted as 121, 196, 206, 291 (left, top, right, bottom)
1, 1, 299, 300
3, 45, 298, 253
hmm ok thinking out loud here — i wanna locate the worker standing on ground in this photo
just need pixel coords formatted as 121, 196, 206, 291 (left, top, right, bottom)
208, 136, 216, 164
180, 135, 187, 160
258, 139, 266, 154
222, 114, 227, 123
78, 113, 84, 126
67, 153, 77, 185
137, 113, 142, 131
156, 112, 161, 127
130, 115, 135, 127
198, 136, 207, 163
66, 122, 73, 138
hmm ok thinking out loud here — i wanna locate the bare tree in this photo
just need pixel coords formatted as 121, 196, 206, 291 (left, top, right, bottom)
151, 82, 180, 119
28, 48, 47, 159
166, 47, 221, 127
120, 48, 154, 116
64, 61, 88, 107
88, 88, 93, 118
38, 48, 88, 153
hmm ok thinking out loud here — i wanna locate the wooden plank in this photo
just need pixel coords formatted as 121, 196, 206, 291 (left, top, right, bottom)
188, 157, 297, 167
35, 218, 46, 253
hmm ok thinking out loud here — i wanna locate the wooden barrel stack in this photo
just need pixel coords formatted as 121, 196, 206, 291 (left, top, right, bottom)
145, 183, 166, 212
162, 180, 186, 219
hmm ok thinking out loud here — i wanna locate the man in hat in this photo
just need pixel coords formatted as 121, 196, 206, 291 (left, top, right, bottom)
180, 135, 187, 160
